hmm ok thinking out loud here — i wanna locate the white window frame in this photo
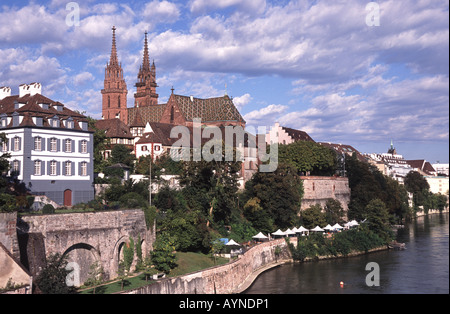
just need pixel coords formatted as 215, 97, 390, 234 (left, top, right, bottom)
81, 140, 88, 153
81, 162, 87, 176
65, 139, 72, 153
50, 161, 57, 176
50, 138, 57, 152
34, 160, 41, 176
65, 161, 72, 176
14, 137, 20, 151
34, 137, 42, 151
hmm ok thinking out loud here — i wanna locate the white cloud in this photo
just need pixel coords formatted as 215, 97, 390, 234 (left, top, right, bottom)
233, 93, 252, 110
244, 104, 288, 127
73, 72, 95, 86
189, 0, 266, 15
142, 1, 180, 23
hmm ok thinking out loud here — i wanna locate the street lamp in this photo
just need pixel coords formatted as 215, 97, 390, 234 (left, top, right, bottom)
149, 154, 152, 207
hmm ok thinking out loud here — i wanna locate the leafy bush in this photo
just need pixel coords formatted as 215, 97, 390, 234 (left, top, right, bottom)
42, 204, 55, 214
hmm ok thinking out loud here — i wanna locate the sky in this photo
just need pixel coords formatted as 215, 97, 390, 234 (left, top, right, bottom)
0, 0, 449, 163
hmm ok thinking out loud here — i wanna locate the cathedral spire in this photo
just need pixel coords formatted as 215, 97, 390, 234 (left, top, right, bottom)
102, 26, 128, 124
109, 26, 119, 66
135, 31, 158, 107
142, 31, 150, 71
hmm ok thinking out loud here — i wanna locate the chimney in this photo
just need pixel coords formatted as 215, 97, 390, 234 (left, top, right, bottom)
29, 82, 42, 96
0, 86, 11, 100
19, 83, 42, 97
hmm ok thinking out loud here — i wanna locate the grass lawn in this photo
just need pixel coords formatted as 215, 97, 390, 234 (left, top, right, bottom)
80, 251, 229, 294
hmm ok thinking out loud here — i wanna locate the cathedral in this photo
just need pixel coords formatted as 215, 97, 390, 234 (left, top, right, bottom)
97, 27, 257, 181
100, 26, 245, 129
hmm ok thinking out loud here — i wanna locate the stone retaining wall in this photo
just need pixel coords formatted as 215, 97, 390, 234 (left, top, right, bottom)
300, 176, 350, 211
122, 238, 291, 294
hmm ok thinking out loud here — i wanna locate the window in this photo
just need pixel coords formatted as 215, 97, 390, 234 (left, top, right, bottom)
50, 138, 57, 152
34, 160, 41, 176
65, 161, 72, 176
81, 140, 88, 153
34, 137, 42, 151
66, 120, 74, 129
50, 161, 57, 176
12, 160, 20, 175
81, 162, 87, 176
142, 145, 148, 151
1, 141, 7, 152
65, 139, 72, 152
52, 118, 59, 128
14, 137, 20, 151
154, 145, 160, 151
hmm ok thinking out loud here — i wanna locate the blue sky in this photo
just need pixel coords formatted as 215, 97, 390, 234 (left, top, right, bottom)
0, 0, 449, 163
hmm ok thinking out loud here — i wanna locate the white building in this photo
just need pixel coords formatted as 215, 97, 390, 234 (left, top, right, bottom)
0, 83, 94, 207
432, 163, 449, 176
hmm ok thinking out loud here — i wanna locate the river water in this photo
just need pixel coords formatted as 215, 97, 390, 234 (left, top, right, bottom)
244, 212, 449, 294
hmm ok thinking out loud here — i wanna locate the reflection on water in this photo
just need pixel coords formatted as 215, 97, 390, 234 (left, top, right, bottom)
244, 213, 449, 294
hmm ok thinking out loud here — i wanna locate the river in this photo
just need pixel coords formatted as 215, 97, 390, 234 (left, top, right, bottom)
244, 212, 449, 294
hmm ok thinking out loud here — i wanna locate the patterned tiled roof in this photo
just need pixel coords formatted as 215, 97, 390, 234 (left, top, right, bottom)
127, 94, 245, 126
128, 104, 166, 125
173, 94, 245, 123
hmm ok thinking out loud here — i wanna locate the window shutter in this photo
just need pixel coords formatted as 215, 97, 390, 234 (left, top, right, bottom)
72, 140, 75, 153
71, 162, 75, 176
57, 139, 60, 152
57, 162, 61, 176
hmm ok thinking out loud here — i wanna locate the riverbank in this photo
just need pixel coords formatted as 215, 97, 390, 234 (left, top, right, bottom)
245, 212, 449, 294
120, 238, 291, 294
237, 242, 388, 294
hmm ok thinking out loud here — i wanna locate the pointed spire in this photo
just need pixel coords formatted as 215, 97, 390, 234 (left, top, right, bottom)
109, 26, 119, 66
142, 31, 150, 71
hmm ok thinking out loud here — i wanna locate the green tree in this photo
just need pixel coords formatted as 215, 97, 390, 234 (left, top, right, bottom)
84, 261, 105, 294
244, 162, 303, 230
110, 144, 136, 171
87, 117, 109, 173
365, 199, 393, 242
179, 142, 241, 226
300, 204, 326, 229
278, 141, 337, 176
151, 232, 178, 274
324, 198, 345, 224
404, 171, 430, 210
123, 237, 135, 274
243, 197, 274, 234
35, 253, 75, 294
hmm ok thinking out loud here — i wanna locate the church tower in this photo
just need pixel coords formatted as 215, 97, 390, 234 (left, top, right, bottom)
101, 26, 128, 124
134, 31, 159, 107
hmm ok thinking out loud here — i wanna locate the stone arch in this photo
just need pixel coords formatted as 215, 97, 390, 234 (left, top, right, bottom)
63, 243, 100, 286
111, 236, 129, 277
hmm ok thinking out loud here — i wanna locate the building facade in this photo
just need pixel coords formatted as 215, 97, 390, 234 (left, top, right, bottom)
0, 83, 94, 207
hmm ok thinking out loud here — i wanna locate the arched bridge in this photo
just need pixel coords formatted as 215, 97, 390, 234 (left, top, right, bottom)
17, 209, 155, 285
